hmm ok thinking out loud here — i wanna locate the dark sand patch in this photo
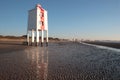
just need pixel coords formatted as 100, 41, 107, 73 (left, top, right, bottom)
84, 41, 120, 49
0, 41, 28, 53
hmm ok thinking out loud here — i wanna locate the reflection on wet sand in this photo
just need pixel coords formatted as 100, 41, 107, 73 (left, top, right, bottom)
25, 47, 48, 80
1, 42, 120, 80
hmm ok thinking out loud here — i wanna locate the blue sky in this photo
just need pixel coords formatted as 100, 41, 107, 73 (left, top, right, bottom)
0, 0, 120, 40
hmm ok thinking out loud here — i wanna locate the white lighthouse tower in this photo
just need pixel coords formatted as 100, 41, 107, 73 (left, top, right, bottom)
27, 4, 48, 46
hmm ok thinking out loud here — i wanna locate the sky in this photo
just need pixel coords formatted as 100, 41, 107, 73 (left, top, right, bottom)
0, 0, 120, 40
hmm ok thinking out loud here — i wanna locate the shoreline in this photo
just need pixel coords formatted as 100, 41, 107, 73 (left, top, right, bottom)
0, 40, 67, 54
0, 41, 29, 54
84, 41, 120, 49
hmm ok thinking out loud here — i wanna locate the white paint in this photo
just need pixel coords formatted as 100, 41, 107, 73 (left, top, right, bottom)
44, 10, 48, 30
46, 30, 48, 42
41, 30, 44, 43
37, 6, 41, 30
32, 29, 34, 43
28, 9, 37, 30
36, 30, 39, 43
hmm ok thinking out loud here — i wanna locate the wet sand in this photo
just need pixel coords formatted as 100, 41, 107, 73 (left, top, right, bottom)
84, 41, 120, 49
0, 42, 120, 80
0, 41, 28, 53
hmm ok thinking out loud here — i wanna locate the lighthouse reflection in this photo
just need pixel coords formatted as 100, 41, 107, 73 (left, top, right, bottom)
26, 47, 48, 80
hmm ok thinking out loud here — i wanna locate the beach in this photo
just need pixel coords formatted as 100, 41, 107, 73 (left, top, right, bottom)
84, 41, 120, 49
0, 41, 28, 53
0, 41, 120, 80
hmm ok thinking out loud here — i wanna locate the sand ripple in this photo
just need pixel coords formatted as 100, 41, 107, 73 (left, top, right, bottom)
0, 42, 120, 80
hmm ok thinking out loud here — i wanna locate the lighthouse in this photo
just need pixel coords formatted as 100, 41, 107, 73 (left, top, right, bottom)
27, 4, 48, 46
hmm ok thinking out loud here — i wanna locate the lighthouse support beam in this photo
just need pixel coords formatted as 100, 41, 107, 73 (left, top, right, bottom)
36, 30, 39, 46
41, 30, 44, 47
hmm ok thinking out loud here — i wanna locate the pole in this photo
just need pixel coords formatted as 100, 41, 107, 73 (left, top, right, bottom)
46, 30, 48, 46
32, 29, 34, 45
36, 30, 39, 46
27, 31, 29, 46
41, 30, 44, 46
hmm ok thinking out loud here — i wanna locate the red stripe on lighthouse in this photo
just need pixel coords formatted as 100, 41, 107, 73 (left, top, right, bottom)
41, 8, 45, 30
37, 5, 45, 30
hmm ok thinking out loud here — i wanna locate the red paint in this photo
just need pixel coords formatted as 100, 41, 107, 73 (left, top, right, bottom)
37, 5, 45, 30
41, 17, 44, 21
